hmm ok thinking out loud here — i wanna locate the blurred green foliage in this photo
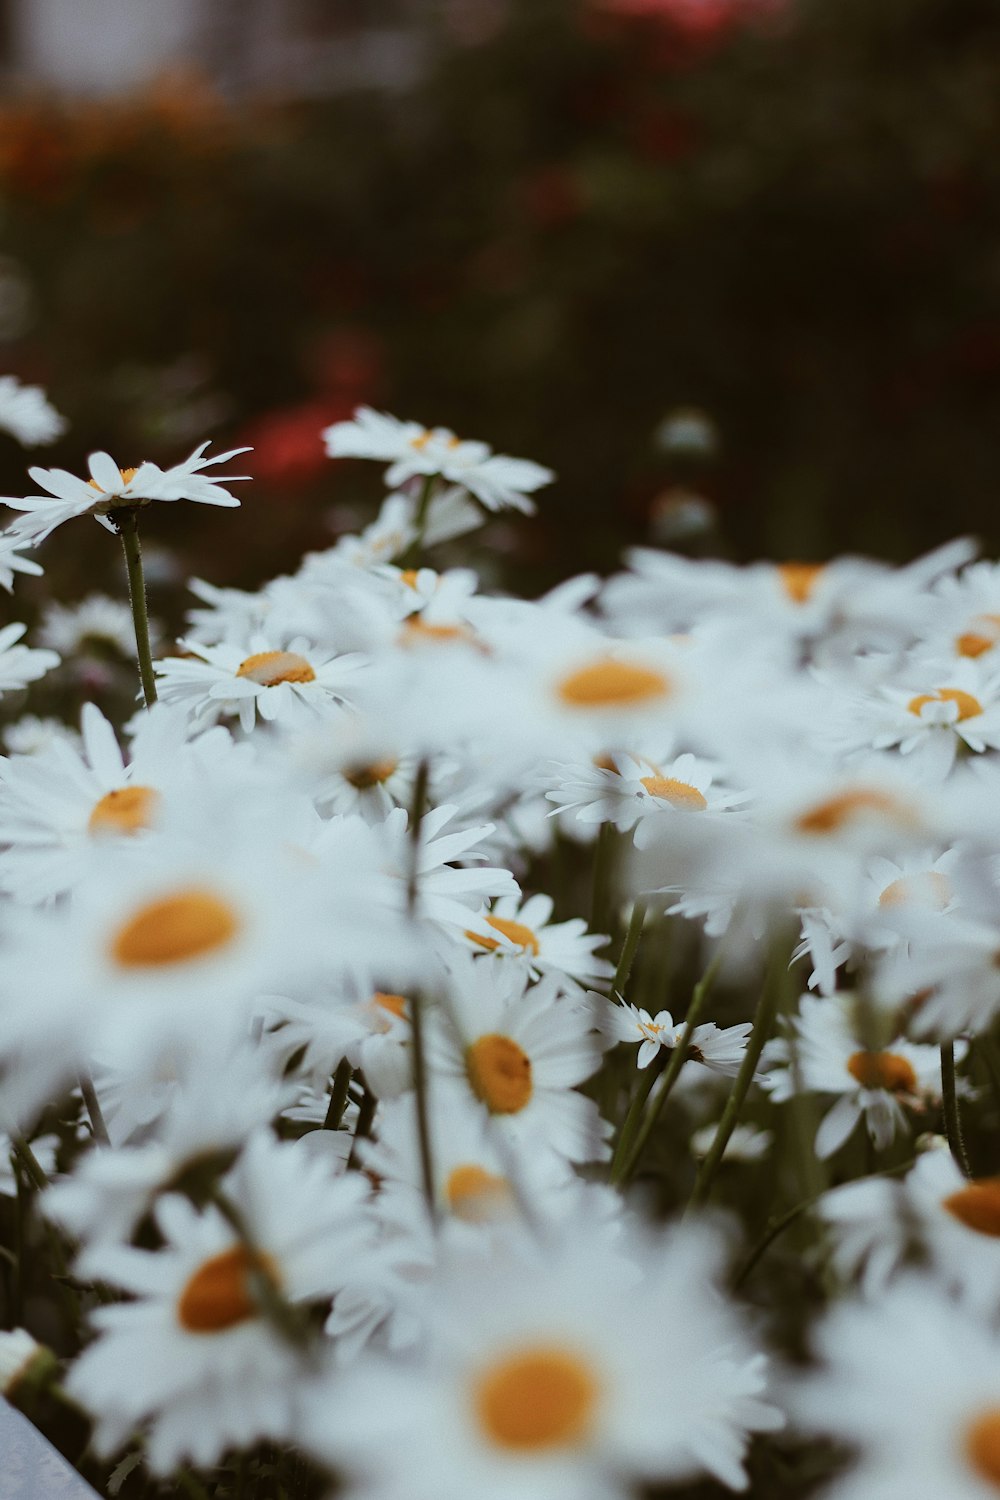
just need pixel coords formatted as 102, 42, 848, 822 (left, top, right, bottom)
0, 0, 999, 600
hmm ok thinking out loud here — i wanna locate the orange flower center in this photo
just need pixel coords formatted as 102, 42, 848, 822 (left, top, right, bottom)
556, 659, 671, 709
399, 617, 474, 646
399, 569, 421, 589
372, 990, 408, 1019
474, 1346, 599, 1451
88, 784, 161, 836
639, 775, 707, 810
957, 614, 1000, 659
110, 889, 241, 968
907, 687, 983, 721
344, 759, 398, 790
846, 1050, 917, 1093
87, 466, 139, 493
795, 788, 916, 836
943, 1179, 1000, 1237
878, 871, 951, 910
236, 650, 316, 686
965, 1408, 1000, 1488
466, 1034, 533, 1114
445, 1164, 516, 1223
177, 1245, 279, 1334
777, 562, 824, 604
467, 916, 541, 956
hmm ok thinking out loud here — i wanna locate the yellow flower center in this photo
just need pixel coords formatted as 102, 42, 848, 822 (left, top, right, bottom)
236, 650, 316, 687
639, 775, 707, 810
556, 659, 671, 709
466, 1034, 533, 1114
965, 1408, 1000, 1489
110, 888, 241, 968
795, 788, 916, 836
87, 466, 139, 493
907, 687, 983, 721
777, 562, 824, 604
399, 569, 421, 589
957, 614, 1000, 659
399, 617, 474, 646
878, 872, 951, 910
88, 784, 161, 836
467, 916, 541, 956
943, 1179, 1000, 1237
372, 990, 408, 1019
445, 1164, 516, 1223
177, 1245, 279, 1334
474, 1345, 599, 1451
344, 759, 398, 790
846, 1051, 917, 1093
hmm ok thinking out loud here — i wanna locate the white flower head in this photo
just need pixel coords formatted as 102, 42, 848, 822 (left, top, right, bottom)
0, 376, 66, 447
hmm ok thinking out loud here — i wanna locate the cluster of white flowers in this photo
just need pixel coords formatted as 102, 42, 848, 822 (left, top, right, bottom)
0, 404, 999, 1500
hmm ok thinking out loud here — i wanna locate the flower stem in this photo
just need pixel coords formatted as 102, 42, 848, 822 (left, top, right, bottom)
322, 1059, 353, 1131
590, 822, 617, 938
406, 758, 438, 1223
79, 1073, 110, 1147
400, 474, 438, 566
610, 897, 648, 1002
608, 1050, 667, 1182
685, 940, 788, 1216
940, 1040, 972, 1178
613, 947, 725, 1187
10, 1135, 49, 1191
113, 507, 157, 708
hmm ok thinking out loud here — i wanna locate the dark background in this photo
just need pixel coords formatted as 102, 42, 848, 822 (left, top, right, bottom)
1, 0, 999, 603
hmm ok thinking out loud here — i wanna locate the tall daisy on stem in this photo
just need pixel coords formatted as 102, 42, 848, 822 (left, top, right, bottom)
0, 442, 250, 708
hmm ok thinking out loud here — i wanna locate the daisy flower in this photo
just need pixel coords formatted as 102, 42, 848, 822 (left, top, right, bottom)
297, 1222, 782, 1500
65, 1131, 376, 1473
38, 593, 140, 658
1, 441, 250, 546
323, 406, 554, 514
792, 1276, 1000, 1500
762, 992, 945, 1158
463, 891, 614, 995
602, 1000, 752, 1076
0, 375, 66, 447
154, 634, 365, 733
427, 954, 612, 1164
0, 622, 58, 694
0, 529, 44, 591
546, 749, 747, 842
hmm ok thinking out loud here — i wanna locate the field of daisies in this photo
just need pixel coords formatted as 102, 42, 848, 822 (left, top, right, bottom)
1, 374, 1000, 1500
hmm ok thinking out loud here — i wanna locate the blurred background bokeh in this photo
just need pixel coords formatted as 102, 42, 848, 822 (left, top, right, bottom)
1, 0, 999, 605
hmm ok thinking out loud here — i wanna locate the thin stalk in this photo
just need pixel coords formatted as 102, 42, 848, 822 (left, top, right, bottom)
608, 1051, 667, 1182
113, 506, 157, 708
79, 1073, 110, 1147
610, 897, 648, 1003
322, 1059, 353, 1131
211, 1189, 313, 1354
406, 758, 437, 1222
400, 474, 438, 567
346, 1085, 377, 1169
590, 822, 617, 937
10, 1135, 49, 1191
940, 1040, 972, 1178
614, 947, 725, 1186
177, 1472, 212, 1500
685, 941, 788, 1215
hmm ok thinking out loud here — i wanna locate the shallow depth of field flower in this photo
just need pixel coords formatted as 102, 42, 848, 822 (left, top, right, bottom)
3, 398, 1000, 1500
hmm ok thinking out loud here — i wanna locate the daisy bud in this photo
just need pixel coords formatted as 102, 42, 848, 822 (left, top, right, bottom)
0, 1329, 57, 1399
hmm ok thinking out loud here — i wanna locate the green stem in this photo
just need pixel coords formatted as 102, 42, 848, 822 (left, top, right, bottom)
210, 1189, 313, 1353
346, 1084, 377, 1169
608, 1050, 667, 1182
322, 1059, 353, 1131
614, 947, 725, 1186
113, 507, 157, 708
940, 1040, 972, 1178
590, 822, 617, 937
177, 1471, 212, 1500
79, 1074, 110, 1147
610, 898, 648, 1002
405, 759, 437, 1221
10, 1135, 49, 1191
685, 942, 787, 1215
400, 474, 438, 567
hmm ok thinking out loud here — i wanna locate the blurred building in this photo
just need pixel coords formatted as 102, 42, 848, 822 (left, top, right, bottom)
1, 0, 427, 97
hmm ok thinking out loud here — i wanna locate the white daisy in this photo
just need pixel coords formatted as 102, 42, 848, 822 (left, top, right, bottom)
0, 375, 66, 446
602, 1000, 752, 1077
297, 1222, 782, 1500
463, 892, 614, 996
323, 406, 554, 514
38, 593, 139, 658
1, 441, 250, 546
0, 622, 58, 694
65, 1131, 376, 1473
154, 635, 365, 733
